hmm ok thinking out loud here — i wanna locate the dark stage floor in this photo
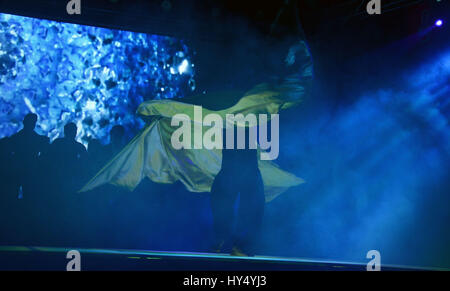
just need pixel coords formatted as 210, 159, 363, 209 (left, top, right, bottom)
0, 246, 441, 271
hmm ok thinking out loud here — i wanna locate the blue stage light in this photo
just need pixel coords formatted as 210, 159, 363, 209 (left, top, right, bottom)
435, 19, 443, 27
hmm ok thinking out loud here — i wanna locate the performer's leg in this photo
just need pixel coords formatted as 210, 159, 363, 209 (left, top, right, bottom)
210, 170, 238, 252
233, 171, 265, 255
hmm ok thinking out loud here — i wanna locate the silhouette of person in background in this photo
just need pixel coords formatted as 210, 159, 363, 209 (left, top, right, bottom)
7, 113, 49, 199
49, 122, 87, 194
210, 126, 265, 256
46, 122, 87, 245
85, 125, 125, 177
1, 113, 49, 244
104, 125, 125, 160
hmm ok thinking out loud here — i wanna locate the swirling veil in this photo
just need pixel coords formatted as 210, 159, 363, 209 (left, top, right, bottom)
81, 41, 313, 202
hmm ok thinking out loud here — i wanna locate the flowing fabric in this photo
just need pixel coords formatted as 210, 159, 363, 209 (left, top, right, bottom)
81, 41, 313, 202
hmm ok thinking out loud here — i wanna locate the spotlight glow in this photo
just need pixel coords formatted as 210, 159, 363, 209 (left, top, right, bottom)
178, 59, 189, 74
435, 19, 443, 27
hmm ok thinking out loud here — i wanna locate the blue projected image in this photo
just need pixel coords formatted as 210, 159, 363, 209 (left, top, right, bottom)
0, 13, 196, 145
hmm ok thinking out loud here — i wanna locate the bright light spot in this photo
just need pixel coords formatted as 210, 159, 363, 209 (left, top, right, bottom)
178, 59, 189, 74
85, 100, 96, 110
435, 19, 443, 27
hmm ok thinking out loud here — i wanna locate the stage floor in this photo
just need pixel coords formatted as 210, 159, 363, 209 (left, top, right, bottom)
0, 246, 439, 271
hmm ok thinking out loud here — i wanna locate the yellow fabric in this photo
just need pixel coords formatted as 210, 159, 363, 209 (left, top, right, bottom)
81, 42, 312, 202
80, 82, 308, 202
137, 82, 307, 123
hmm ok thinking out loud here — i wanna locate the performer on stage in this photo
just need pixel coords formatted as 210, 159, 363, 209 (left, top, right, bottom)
81, 40, 313, 256
210, 125, 265, 256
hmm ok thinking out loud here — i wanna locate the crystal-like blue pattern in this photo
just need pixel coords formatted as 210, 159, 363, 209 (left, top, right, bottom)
0, 13, 195, 145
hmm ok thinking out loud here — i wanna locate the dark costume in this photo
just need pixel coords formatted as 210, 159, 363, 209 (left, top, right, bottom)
210, 127, 265, 254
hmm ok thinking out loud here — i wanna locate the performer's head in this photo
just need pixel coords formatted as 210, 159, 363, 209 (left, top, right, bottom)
64, 122, 78, 140
23, 113, 37, 131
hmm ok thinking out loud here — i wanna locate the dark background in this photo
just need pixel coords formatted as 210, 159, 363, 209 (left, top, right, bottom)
0, 0, 449, 268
